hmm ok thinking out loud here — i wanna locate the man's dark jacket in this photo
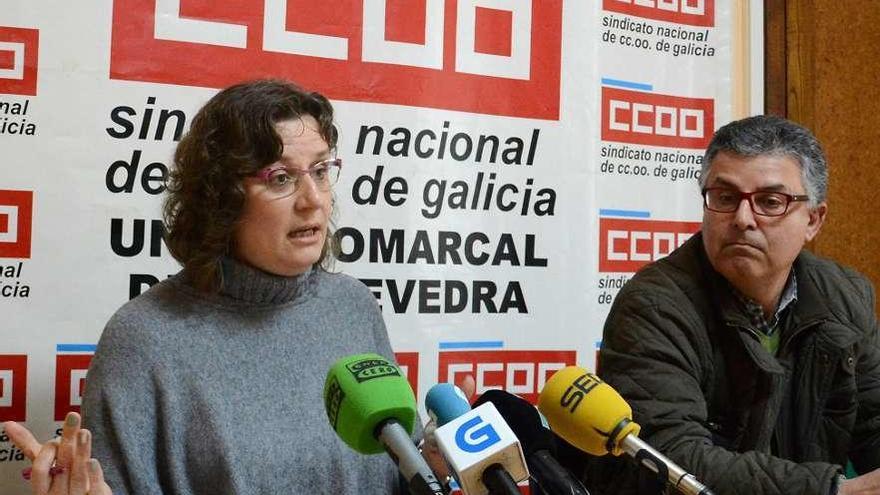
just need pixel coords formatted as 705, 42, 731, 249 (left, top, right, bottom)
589, 232, 880, 495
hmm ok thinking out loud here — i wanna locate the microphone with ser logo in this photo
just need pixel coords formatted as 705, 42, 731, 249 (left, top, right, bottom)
537, 366, 714, 495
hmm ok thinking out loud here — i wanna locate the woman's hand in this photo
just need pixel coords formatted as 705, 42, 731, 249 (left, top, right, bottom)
3, 412, 112, 495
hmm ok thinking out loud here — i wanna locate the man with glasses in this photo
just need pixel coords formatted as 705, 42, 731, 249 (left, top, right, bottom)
591, 115, 880, 495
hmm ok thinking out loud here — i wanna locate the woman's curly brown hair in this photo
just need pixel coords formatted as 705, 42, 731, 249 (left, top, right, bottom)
163, 79, 338, 292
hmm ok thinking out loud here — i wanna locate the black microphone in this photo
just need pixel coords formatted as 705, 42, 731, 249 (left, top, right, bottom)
473, 390, 590, 495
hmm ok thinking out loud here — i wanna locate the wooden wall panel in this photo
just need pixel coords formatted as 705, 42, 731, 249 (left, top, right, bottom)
764, 1, 787, 116
767, 0, 880, 311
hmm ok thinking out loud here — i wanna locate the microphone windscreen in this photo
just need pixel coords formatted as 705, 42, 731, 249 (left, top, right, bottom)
537, 366, 640, 456
425, 383, 471, 426
324, 353, 417, 454
473, 389, 553, 456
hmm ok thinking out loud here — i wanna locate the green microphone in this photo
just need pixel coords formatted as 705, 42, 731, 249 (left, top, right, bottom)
324, 353, 447, 495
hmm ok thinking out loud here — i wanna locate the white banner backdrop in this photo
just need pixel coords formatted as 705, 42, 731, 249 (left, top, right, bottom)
0, 1, 758, 491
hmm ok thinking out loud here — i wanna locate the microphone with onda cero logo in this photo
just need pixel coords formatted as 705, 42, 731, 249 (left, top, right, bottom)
324, 353, 448, 495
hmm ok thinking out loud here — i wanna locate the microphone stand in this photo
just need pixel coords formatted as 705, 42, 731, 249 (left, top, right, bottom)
482, 464, 521, 495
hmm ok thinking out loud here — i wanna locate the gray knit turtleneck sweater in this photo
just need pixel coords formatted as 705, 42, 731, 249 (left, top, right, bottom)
82, 259, 402, 494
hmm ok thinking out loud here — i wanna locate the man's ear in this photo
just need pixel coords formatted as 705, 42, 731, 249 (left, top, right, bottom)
805, 202, 827, 242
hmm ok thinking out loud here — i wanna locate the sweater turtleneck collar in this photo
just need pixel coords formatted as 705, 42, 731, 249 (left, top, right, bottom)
217, 257, 317, 306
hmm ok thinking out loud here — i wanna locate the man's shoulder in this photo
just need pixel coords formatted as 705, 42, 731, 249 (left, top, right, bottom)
798, 250, 870, 285
620, 233, 708, 300
796, 250, 876, 319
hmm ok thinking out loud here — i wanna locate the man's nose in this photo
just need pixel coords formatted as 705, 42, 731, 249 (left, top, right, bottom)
732, 197, 757, 230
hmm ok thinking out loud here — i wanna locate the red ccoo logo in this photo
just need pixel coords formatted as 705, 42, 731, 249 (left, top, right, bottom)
604, 0, 715, 27
0, 26, 39, 96
54, 351, 93, 421
0, 190, 33, 259
438, 350, 576, 404
602, 86, 713, 149
0, 355, 27, 422
110, 0, 562, 120
599, 217, 701, 273
394, 351, 419, 397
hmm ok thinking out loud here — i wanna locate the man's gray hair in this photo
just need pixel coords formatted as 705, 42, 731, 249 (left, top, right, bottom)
699, 115, 828, 206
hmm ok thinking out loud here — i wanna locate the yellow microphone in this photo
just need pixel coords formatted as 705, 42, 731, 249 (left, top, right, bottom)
537, 366, 714, 495
537, 366, 639, 456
